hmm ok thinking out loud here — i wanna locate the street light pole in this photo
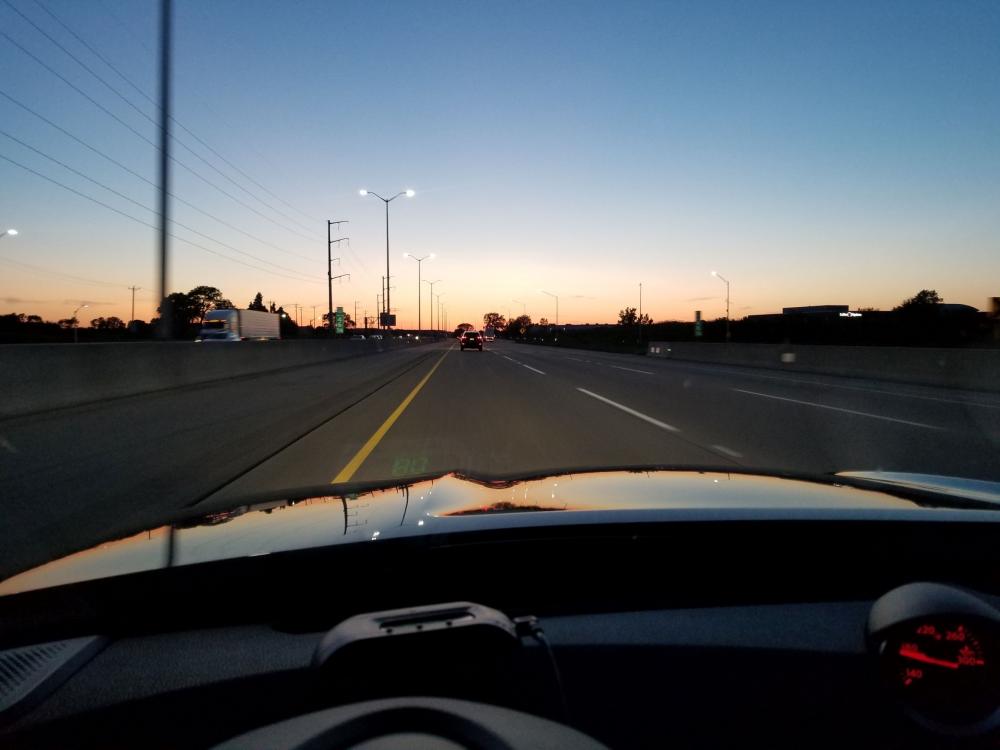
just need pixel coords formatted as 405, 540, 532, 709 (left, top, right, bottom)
540, 290, 559, 325
711, 271, 731, 342
360, 189, 414, 328
404, 253, 435, 333
72, 303, 89, 343
128, 285, 141, 324
0, 228, 18, 240
424, 279, 441, 331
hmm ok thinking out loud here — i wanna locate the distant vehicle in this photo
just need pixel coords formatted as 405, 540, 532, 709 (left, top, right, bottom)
484, 326, 496, 341
460, 330, 484, 351
369, 334, 383, 340
350, 334, 366, 340
196, 309, 280, 342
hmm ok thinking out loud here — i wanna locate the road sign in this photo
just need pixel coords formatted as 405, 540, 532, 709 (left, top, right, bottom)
335, 306, 345, 334
694, 310, 703, 338
520, 327, 527, 335
379, 313, 396, 327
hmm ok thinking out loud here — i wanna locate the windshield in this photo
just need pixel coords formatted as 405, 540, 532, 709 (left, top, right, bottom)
1, 1, 999, 584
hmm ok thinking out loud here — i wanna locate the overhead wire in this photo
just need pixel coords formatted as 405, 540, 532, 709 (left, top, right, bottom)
0, 151, 324, 283
0, 129, 318, 279
4, 0, 322, 238
34, 0, 322, 226
0, 88, 317, 263
0, 28, 319, 242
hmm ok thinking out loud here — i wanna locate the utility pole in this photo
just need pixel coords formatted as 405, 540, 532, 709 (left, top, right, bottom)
128, 285, 141, 324
327, 220, 348, 329
155, 0, 172, 339
312, 305, 317, 328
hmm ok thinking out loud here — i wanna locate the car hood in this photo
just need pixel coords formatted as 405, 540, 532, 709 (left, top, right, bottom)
2, 468, 998, 597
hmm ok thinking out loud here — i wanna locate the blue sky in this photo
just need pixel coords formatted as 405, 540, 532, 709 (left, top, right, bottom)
1, 0, 998, 325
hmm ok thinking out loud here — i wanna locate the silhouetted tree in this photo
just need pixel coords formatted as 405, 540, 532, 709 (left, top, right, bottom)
482, 312, 506, 331
248, 292, 267, 311
539, 317, 549, 326
57, 318, 76, 329
456, 322, 475, 332
25, 314, 43, 324
896, 289, 943, 310
186, 286, 225, 322
90, 316, 125, 329
214, 298, 235, 310
618, 307, 638, 325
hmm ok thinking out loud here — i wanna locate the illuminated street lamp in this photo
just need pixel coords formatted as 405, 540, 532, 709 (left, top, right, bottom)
72, 303, 89, 344
360, 188, 414, 327
711, 271, 731, 342
404, 252, 435, 333
424, 279, 441, 331
539, 290, 559, 325
0, 228, 18, 239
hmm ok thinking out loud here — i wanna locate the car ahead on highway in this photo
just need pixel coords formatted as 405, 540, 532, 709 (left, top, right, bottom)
460, 330, 484, 351
2, 469, 999, 750
350, 334, 366, 340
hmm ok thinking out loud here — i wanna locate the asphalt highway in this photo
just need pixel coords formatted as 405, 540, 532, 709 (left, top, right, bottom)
3, 339, 999, 578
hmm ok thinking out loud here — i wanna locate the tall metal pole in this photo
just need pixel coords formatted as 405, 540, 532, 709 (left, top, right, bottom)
384, 200, 390, 325
155, 0, 172, 339
129, 285, 140, 324
327, 222, 347, 329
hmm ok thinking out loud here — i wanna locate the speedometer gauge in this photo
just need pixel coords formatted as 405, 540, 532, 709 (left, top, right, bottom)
881, 620, 996, 723
868, 583, 1000, 735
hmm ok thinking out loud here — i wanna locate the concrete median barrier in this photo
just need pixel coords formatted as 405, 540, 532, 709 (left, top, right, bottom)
0, 338, 433, 418
646, 342, 1000, 392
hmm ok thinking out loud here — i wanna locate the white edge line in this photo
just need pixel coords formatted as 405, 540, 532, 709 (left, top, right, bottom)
610, 365, 654, 375
523, 365, 546, 375
732, 389, 944, 430
577, 388, 680, 432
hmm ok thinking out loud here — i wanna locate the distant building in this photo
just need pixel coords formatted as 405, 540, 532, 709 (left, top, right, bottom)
782, 305, 849, 316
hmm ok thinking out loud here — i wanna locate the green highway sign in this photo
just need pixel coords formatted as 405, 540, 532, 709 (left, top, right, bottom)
335, 306, 345, 334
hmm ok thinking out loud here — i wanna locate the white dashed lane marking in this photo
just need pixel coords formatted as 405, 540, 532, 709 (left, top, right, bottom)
577, 388, 680, 433
733, 389, 943, 430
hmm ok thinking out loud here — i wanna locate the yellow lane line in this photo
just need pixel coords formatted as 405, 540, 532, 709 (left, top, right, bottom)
331, 348, 451, 483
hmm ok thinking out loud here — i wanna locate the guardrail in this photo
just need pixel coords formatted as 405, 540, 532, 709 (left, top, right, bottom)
646, 342, 1000, 392
0, 338, 432, 419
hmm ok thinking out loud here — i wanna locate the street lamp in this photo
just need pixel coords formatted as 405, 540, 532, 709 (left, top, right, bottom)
0, 228, 18, 239
711, 271, 731, 342
540, 290, 559, 325
72, 303, 89, 343
404, 252, 435, 333
435, 293, 445, 334
360, 188, 414, 328
424, 279, 441, 331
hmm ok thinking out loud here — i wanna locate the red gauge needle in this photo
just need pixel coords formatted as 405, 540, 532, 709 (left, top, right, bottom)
899, 647, 959, 669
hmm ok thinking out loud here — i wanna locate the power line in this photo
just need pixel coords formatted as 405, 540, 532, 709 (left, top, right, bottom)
94, 0, 317, 220
0, 88, 316, 263
0, 257, 127, 288
6, 0, 322, 238
0, 151, 323, 283
0, 128, 318, 279
0, 30, 318, 242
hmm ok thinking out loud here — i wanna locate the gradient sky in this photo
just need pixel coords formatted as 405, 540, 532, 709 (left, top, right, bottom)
1, 0, 998, 328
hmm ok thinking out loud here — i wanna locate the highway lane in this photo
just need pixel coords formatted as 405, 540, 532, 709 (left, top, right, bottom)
3, 338, 999, 579
0, 343, 443, 578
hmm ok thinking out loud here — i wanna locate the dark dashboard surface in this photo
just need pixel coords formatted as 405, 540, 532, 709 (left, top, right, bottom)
1, 515, 998, 749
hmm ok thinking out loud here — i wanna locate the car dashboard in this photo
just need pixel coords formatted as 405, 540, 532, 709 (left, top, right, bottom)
1, 513, 998, 749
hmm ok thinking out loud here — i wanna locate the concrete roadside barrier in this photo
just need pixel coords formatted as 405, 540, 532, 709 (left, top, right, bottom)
0, 338, 433, 418
646, 342, 1000, 392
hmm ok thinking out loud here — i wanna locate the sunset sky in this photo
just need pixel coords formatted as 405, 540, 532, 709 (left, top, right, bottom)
1, 0, 998, 328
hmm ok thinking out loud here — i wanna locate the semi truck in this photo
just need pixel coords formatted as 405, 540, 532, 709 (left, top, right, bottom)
196, 309, 281, 342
